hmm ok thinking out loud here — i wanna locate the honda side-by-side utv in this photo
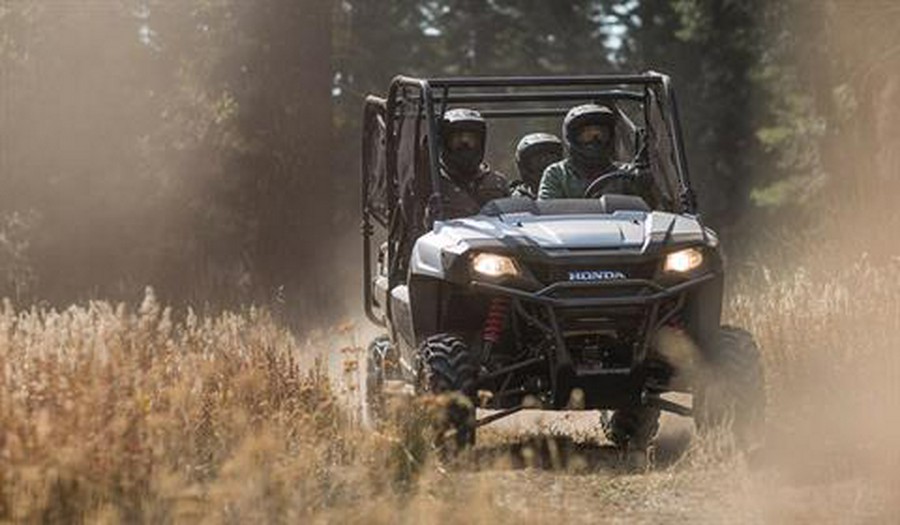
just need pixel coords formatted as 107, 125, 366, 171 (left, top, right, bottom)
361, 73, 764, 451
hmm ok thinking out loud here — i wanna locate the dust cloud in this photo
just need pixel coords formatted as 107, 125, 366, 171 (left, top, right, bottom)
682, 4, 900, 518
0, 2, 336, 325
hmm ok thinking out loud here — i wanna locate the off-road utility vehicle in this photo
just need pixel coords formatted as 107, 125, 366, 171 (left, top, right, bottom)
361, 73, 764, 451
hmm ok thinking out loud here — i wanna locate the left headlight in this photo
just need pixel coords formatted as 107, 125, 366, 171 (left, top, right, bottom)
471, 253, 520, 278
664, 247, 704, 273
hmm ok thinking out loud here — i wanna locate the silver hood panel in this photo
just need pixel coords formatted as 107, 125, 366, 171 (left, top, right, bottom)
410, 210, 712, 279
512, 216, 644, 248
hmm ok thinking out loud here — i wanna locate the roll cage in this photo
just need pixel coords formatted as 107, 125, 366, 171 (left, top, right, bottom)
362, 73, 697, 326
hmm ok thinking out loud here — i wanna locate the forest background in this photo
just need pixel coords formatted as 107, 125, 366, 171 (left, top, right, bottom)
1, 0, 898, 327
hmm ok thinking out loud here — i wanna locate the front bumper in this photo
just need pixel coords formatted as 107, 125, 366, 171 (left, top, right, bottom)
469, 272, 716, 408
470, 273, 715, 308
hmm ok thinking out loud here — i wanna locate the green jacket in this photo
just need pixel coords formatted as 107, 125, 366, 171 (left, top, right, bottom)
537, 159, 603, 199
538, 159, 667, 208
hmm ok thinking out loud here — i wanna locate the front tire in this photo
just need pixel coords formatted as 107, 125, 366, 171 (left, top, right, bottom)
694, 326, 766, 448
419, 334, 478, 452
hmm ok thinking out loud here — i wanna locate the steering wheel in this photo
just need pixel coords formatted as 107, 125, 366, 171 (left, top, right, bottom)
582, 168, 635, 199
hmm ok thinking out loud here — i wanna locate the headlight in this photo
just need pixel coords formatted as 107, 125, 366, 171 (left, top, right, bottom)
664, 248, 704, 273
471, 253, 520, 278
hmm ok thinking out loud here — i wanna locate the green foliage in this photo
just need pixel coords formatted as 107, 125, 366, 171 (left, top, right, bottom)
607, 0, 767, 226
746, 1, 830, 208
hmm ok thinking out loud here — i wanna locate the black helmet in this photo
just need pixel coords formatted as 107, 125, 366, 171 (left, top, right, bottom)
562, 104, 616, 171
440, 108, 486, 180
515, 133, 563, 190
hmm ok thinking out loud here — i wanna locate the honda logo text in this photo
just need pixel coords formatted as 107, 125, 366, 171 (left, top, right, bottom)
568, 270, 628, 282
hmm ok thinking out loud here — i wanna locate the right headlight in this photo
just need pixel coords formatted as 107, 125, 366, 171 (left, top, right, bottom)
664, 247, 704, 273
471, 253, 520, 279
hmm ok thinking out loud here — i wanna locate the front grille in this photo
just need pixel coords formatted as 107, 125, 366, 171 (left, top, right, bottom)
527, 260, 659, 287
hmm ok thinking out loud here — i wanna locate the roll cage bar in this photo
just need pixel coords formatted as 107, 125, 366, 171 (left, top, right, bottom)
361, 72, 697, 326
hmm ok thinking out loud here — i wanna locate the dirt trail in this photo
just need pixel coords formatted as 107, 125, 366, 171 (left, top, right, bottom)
412, 409, 890, 524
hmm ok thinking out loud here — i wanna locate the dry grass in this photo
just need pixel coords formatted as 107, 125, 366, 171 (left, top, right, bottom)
0, 288, 517, 523
0, 288, 362, 522
728, 257, 900, 492
3, 257, 900, 522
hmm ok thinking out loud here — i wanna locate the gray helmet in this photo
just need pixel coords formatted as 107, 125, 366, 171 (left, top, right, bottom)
515, 133, 563, 190
440, 108, 487, 180
562, 104, 616, 171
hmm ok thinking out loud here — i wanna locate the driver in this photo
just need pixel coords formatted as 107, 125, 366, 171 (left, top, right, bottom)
511, 133, 563, 199
538, 104, 620, 200
436, 108, 509, 218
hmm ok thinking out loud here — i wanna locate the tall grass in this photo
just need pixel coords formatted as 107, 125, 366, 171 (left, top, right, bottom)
2, 255, 900, 521
0, 288, 358, 521
0, 289, 509, 523
728, 256, 900, 487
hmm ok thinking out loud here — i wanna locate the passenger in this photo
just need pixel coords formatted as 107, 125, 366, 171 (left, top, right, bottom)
436, 108, 509, 218
538, 104, 621, 200
510, 133, 563, 199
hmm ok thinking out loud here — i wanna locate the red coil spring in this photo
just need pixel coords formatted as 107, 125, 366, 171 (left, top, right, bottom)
482, 297, 510, 344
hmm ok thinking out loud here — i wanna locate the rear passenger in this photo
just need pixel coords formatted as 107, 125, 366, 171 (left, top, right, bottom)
510, 133, 563, 199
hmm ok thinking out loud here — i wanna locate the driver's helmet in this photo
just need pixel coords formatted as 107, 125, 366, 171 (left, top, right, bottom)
439, 108, 487, 181
515, 133, 563, 190
562, 104, 617, 171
